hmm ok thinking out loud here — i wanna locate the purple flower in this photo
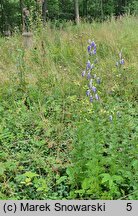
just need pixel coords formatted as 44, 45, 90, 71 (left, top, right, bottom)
91, 86, 97, 93
96, 77, 101, 84
86, 89, 90, 96
117, 51, 125, 66
90, 95, 93, 103
86, 60, 91, 70
87, 45, 91, 53
82, 70, 86, 77
91, 41, 96, 48
87, 40, 96, 55
120, 59, 125, 65
95, 94, 99, 100
87, 72, 91, 79
92, 48, 96, 55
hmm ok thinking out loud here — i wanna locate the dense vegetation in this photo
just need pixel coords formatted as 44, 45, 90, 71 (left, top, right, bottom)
0, 0, 138, 34
0, 15, 138, 200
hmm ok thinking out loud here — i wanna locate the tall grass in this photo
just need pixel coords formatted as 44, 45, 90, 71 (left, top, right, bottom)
0, 16, 137, 199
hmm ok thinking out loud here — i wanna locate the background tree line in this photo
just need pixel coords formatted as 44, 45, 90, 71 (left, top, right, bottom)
0, 0, 138, 34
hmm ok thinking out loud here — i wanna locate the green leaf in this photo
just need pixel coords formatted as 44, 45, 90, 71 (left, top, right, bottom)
23, 171, 39, 179
100, 173, 111, 183
112, 175, 123, 182
0, 163, 5, 176
82, 178, 90, 190
131, 160, 138, 170
56, 176, 67, 185
75, 189, 85, 194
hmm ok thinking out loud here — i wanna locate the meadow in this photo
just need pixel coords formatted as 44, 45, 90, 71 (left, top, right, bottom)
0, 15, 138, 200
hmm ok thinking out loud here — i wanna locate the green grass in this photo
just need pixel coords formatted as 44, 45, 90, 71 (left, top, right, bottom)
0, 15, 138, 200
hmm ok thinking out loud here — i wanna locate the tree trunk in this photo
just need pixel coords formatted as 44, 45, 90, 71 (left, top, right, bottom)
42, 0, 47, 26
0, 1, 4, 33
20, 0, 24, 32
74, 0, 79, 24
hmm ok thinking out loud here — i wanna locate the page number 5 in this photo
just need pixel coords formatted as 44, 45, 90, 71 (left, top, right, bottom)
126, 203, 132, 211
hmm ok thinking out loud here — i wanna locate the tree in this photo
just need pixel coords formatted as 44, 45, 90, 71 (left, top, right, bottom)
74, 0, 80, 24
0, 0, 137, 35
42, 0, 47, 25
20, 0, 24, 31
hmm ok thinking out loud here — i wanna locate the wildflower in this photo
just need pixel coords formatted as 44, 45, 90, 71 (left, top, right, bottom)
96, 77, 101, 84
120, 59, 125, 65
87, 72, 91, 79
91, 86, 97, 93
86, 60, 91, 70
87, 45, 91, 53
82, 70, 86, 77
91, 41, 96, 48
90, 95, 93, 103
81, 39, 101, 103
87, 40, 97, 55
92, 48, 96, 55
86, 89, 90, 96
109, 115, 113, 122
117, 50, 125, 65
95, 94, 99, 100
89, 79, 93, 88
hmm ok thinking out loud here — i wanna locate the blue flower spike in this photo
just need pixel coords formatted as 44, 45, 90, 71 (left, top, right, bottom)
92, 86, 97, 93
82, 70, 86, 77
97, 77, 101, 84
87, 40, 97, 55
90, 95, 93, 103
86, 60, 91, 70
87, 72, 91, 80
91, 41, 96, 48
93, 49, 96, 55
120, 59, 125, 65
117, 50, 125, 66
81, 39, 101, 103
87, 45, 91, 53
86, 89, 90, 97
95, 94, 99, 100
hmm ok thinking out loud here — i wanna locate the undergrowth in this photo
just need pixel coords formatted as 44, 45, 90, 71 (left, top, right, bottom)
0, 16, 138, 200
